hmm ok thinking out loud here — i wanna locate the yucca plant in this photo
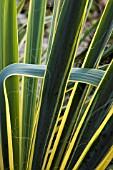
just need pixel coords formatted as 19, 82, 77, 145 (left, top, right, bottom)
0, 0, 113, 169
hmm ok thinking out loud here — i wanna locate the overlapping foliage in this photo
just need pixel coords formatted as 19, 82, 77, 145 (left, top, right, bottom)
0, 0, 113, 169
